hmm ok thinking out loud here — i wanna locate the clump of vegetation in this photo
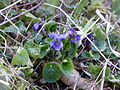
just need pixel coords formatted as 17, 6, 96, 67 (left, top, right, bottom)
0, 0, 120, 90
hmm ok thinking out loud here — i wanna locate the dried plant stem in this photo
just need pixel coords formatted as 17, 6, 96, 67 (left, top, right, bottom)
0, 0, 22, 13
0, 12, 29, 40
0, 0, 44, 26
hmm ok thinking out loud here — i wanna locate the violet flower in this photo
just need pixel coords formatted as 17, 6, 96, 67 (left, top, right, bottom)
32, 18, 44, 32
69, 28, 81, 43
48, 33, 68, 51
84, 34, 95, 45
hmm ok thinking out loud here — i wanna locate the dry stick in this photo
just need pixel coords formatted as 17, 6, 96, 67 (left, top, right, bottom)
0, 0, 45, 26
0, 35, 7, 54
0, 29, 22, 46
0, 57, 31, 85
0, 0, 44, 87
96, 9, 120, 57
0, 12, 29, 40
44, 3, 120, 90
91, 67, 104, 89
95, 9, 120, 90
100, 23, 111, 90
0, 0, 22, 13
16, 0, 40, 8
0, 12, 32, 86
32, 22, 47, 40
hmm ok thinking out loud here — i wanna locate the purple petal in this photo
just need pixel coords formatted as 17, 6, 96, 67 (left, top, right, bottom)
86, 40, 91, 45
69, 39, 74, 43
83, 34, 95, 45
74, 35, 81, 43
87, 34, 95, 37
41, 18, 44, 21
69, 34, 81, 43
32, 22, 39, 30
70, 28, 77, 34
39, 18, 44, 23
39, 23, 42, 26
50, 41, 55, 47
48, 33, 58, 40
59, 32, 68, 40
53, 40, 63, 51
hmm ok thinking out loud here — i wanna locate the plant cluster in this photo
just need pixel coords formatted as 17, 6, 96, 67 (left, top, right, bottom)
0, 0, 120, 90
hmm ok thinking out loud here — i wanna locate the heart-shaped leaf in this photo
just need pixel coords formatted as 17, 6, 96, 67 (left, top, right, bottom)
3, 21, 27, 32
12, 47, 32, 66
27, 45, 41, 59
39, 44, 50, 59
68, 43, 77, 58
89, 64, 111, 79
73, 0, 88, 18
46, 21, 58, 32
0, 0, 11, 9
112, 0, 120, 15
92, 39, 106, 52
94, 28, 106, 41
60, 57, 74, 76
25, 40, 41, 59
43, 63, 61, 83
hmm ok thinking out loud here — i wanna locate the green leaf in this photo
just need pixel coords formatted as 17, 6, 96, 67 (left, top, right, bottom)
109, 74, 120, 84
81, 50, 100, 60
8, 9, 18, 16
18, 83, 26, 90
0, 63, 11, 73
73, 0, 88, 18
60, 57, 74, 76
89, 50, 100, 60
45, 37, 53, 44
39, 44, 50, 59
63, 40, 71, 51
25, 41, 49, 59
35, 7, 54, 17
12, 47, 33, 66
94, 28, 106, 41
0, 69, 9, 90
0, 77, 9, 90
0, 0, 11, 9
115, 73, 120, 80
89, 64, 111, 79
3, 21, 27, 32
45, 0, 60, 12
91, 0, 104, 5
68, 43, 77, 58
83, 17, 95, 34
81, 51, 91, 58
24, 40, 34, 49
21, 9, 37, 19
34, 34, 43, 44
25, 40, 41, 59
27, 45, 41, 59
46, 21, 58, 32
36, 0, 59, 17
24, 12, 37, 19
112, 0, 120, 15
26, 0, 33, 2
43, 63, 61, 83
46, 0, 60, 5
92, 39, 106, 52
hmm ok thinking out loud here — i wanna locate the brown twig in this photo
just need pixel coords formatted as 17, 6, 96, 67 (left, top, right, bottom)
0, 0, 21, 13
0, 0, 44, 26
16, 0, 39, 8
